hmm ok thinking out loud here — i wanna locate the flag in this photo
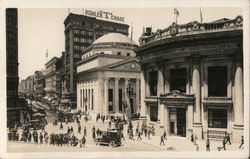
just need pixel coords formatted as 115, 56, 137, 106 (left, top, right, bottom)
200, 7, 203, 23
174, 8, 179, 17
130, 22, 133, 41
46, 49, 48, 59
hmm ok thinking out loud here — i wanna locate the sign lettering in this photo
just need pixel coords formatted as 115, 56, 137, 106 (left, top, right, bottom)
85, 10, 125, 22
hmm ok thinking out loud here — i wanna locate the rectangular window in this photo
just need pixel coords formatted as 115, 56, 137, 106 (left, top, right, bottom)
80, 38, 86, 43
170, 68, 186, 93
108, 89, 113, 111
73, 29, 80, 34
208, 66, 227, 97
149, 71, 157, 96
127, 53, 130, 56
208, 109, 227, 128
119, 89, 122, 111
81, 30, 86, 35
92, 89, 94, 110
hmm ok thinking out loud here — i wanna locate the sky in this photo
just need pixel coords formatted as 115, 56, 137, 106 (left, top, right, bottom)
18, 7, 242, 80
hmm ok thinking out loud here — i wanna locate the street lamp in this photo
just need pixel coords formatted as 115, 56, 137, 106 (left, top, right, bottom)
126, 80, 134, 114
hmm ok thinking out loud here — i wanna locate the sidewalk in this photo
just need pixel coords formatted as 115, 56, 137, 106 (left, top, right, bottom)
135, 135, 196, 151
132, 134, 244, 151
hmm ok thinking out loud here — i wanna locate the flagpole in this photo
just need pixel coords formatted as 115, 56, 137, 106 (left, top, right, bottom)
200, 7, 203, 23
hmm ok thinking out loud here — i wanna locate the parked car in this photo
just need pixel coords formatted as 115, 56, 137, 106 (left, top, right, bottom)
130, 113, 140, 120
94, 129, 122, 147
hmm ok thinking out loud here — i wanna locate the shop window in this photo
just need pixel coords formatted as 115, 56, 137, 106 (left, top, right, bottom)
170, 68, 186, 93
108, 89, 113, 111
208, 66, 227, 97
149, 71, 157, 96
150, 105, 158, 122
208, 109, 227, 128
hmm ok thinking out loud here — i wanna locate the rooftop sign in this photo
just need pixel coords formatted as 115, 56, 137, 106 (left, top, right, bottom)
84, 10, 125, 22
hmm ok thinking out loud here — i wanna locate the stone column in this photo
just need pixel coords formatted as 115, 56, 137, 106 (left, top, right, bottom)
135, 78, 140, 113
157, 63, 165, 127
192, 58, 201, 126
114, 78, 120, 113
140, 66, 147, 119
165, 66, 170, 93
165, 106, 169, 135
234, 61, 243, 127
104, 78, 109, 114
124, 78, 129, 100
187, 104, 194, 137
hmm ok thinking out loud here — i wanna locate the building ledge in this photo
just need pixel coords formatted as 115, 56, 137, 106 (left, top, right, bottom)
203, 97, 232, 111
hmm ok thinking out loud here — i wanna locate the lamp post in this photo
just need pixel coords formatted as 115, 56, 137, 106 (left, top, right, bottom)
126, 80, 134, 114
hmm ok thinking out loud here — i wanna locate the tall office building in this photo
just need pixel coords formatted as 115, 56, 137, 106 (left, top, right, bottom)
6, 8, 20, 125
64, 13, 129, 101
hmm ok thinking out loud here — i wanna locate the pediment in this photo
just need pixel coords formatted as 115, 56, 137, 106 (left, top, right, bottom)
103, 58, 141, 72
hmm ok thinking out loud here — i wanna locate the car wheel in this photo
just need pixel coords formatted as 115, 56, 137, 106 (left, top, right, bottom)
109, 141, 116, 147
116, 141, 121, 146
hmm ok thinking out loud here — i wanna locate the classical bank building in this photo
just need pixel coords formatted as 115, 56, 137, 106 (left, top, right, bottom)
76, 33, 141, 117
135, 16, 243, 142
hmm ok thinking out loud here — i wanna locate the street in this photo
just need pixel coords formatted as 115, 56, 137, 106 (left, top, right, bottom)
7, 101, 244, 152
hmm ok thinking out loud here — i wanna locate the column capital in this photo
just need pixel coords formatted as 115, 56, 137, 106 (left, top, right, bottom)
104, 77, 110, 81
124, 78, 130, 81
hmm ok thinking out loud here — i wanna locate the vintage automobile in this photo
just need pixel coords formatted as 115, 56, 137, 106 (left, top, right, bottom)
94, 129, 122, 147
111, 115, 127, 124
28, 119, 46, 130
130, 113, 140, 120
58, 111, 74, 122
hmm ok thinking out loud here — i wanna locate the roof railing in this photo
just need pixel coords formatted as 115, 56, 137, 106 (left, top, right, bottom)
139, 15, 243, 45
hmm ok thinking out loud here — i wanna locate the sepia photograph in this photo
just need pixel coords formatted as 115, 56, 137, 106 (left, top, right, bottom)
1, 0, 249, 158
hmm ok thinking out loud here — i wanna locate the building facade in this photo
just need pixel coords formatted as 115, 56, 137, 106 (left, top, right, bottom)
6, 8, 20, 124
136, 16, 243, 142
76, 33, 140, 118
45, 57, 58, 98
34, 70, 45, 95
64, 13, 129, 101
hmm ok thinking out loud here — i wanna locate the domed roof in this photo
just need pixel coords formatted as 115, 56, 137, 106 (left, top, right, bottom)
93, 33, 138, 46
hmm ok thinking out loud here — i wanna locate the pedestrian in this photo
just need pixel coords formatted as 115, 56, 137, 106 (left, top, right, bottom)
102, 115, 105, 124
222, 138, 226, 150
136, 126, 139, 136
191, 133, 194, 143
225, 133, 231, 145
80, 136, 86, 147
84, 127, 87, 137
144, 128, 147, 137
160, 135, 165, 146
151, 125, 155, 136
120, 132, 125, 140
163, 130, 167, 140
137, 131, 142, 140
78, 124, 81, 134
39, 132, 43, 144
148, 130, 151, 140
109, 121, 111, 128
92, 131, 96, 139
239, 136, 244, 149
60, 122, 63, 130
193, 135, 198, 144
206, 139, 210, 151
